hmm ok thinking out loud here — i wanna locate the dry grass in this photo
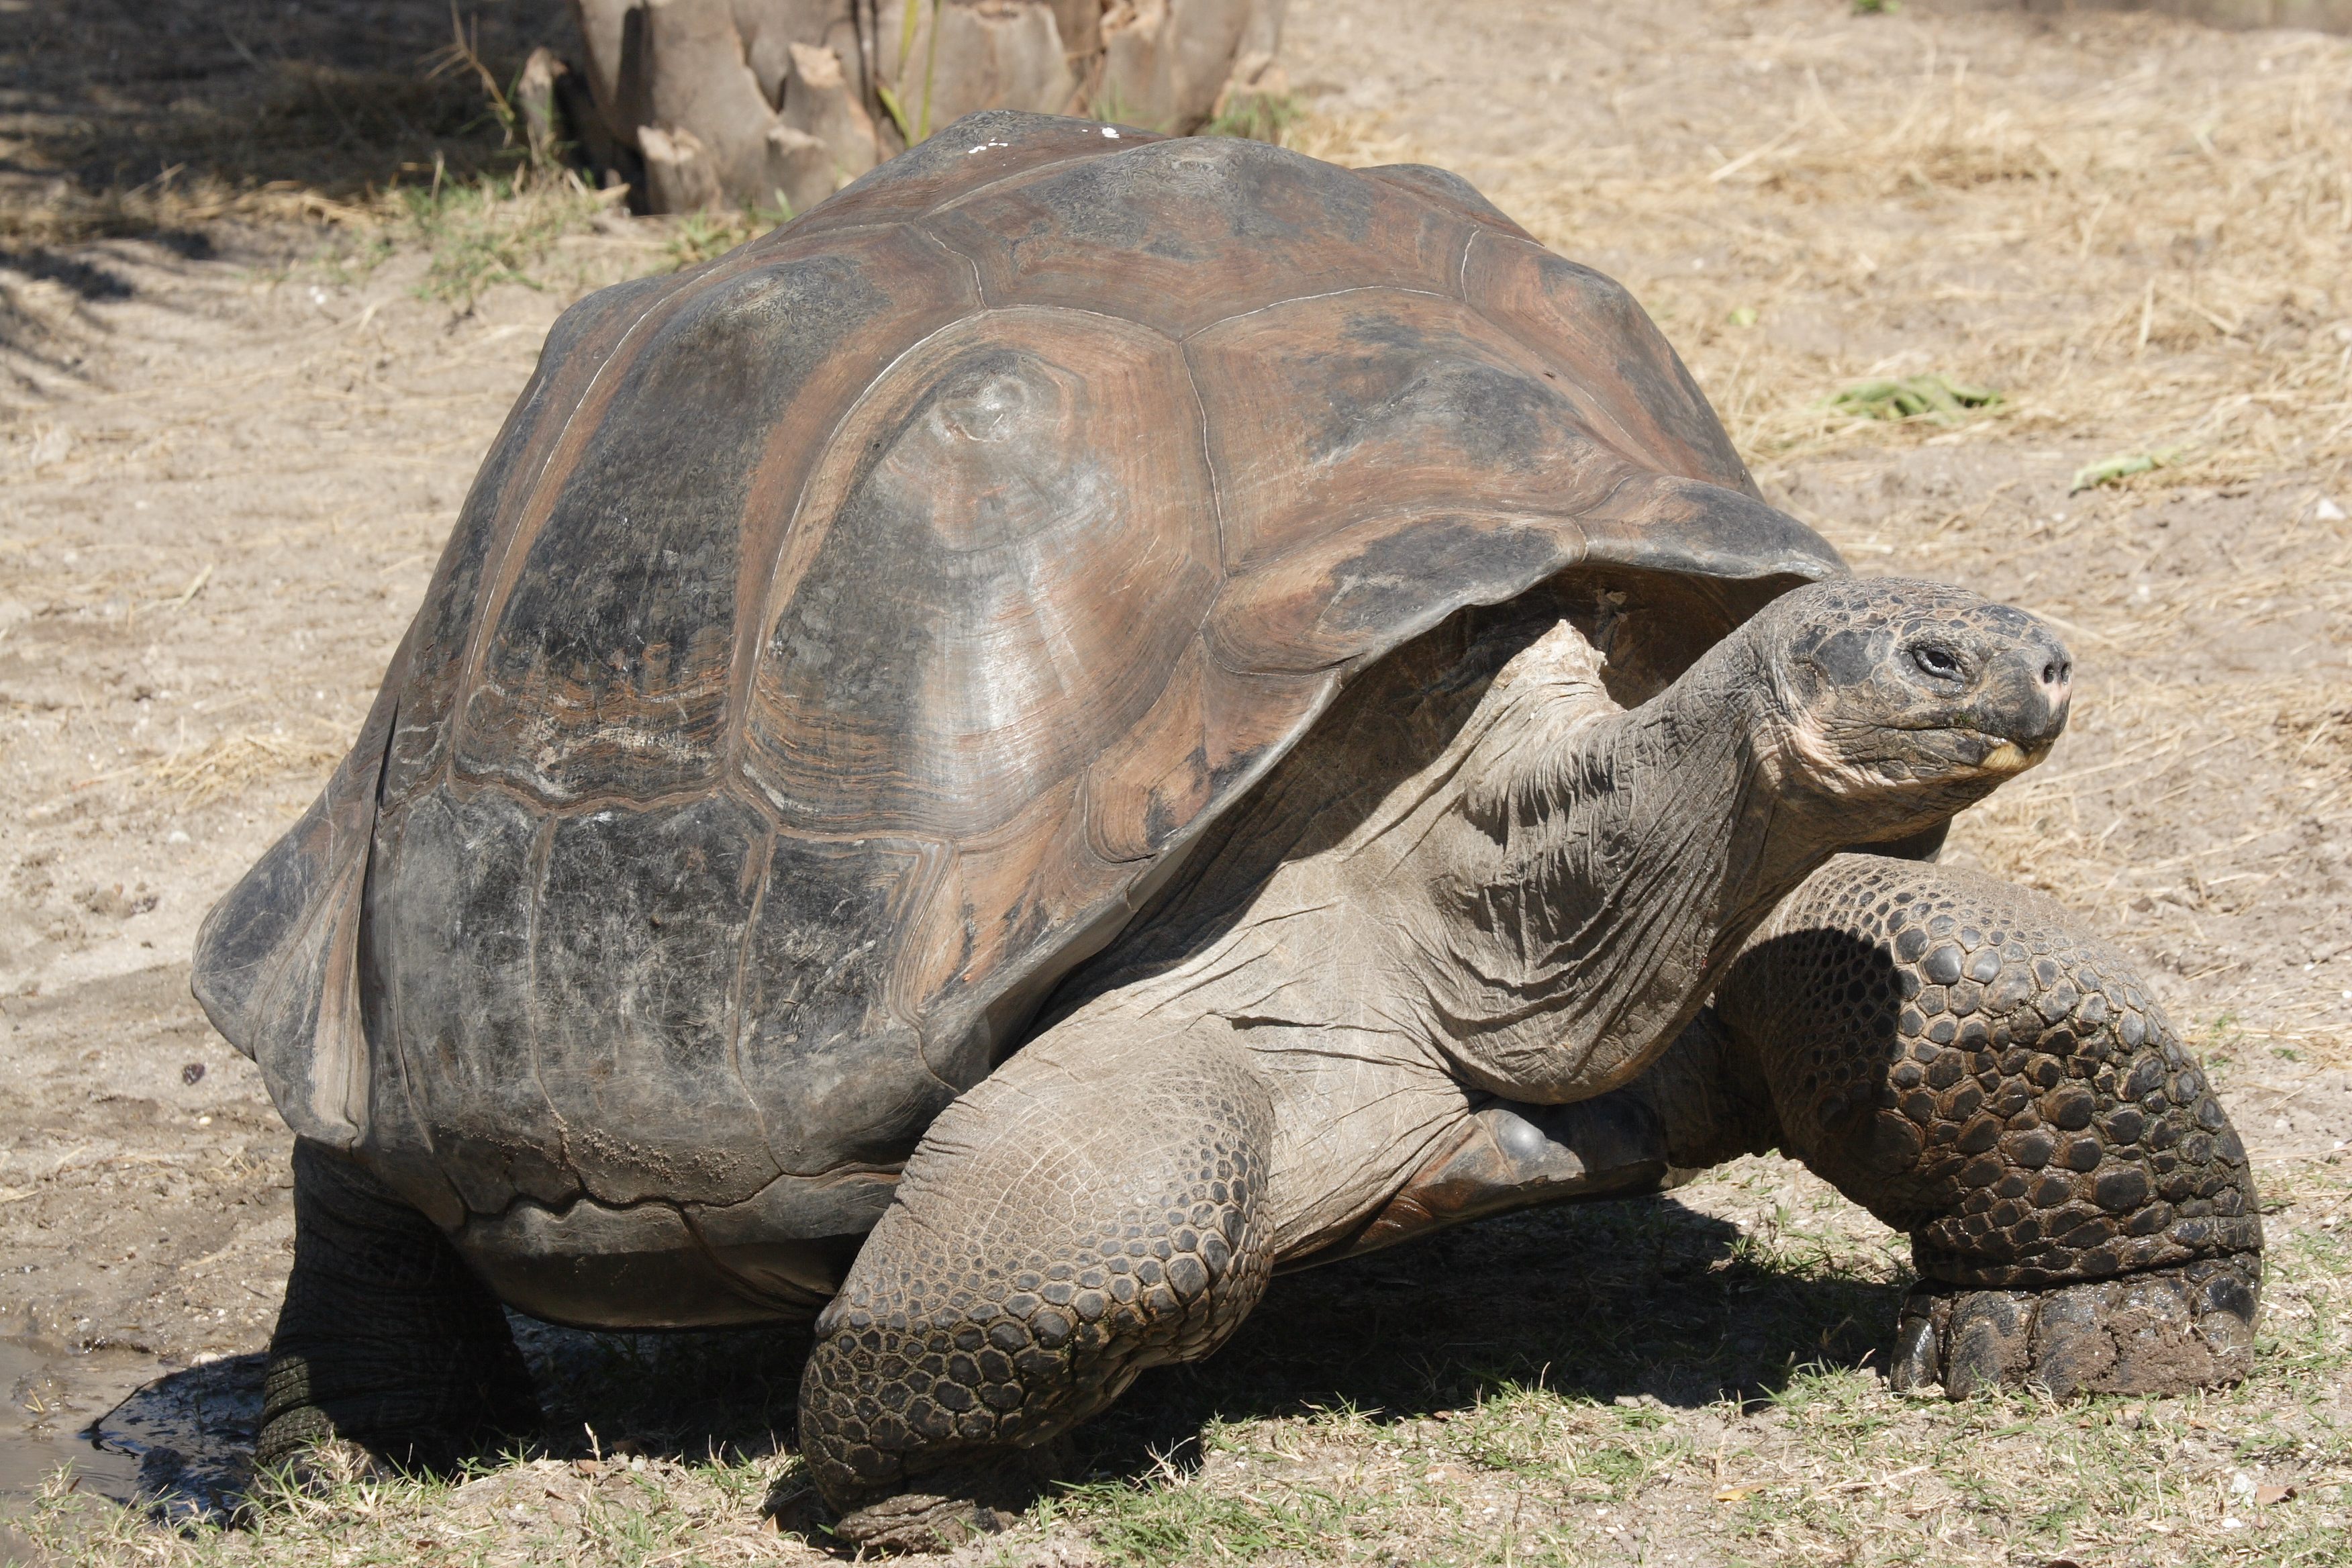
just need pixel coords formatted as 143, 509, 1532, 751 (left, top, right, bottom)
1293, 39, 2352, 483
140, 733, 352, 812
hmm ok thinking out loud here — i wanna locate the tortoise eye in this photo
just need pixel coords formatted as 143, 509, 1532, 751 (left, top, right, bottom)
1910, 644, 1964, 681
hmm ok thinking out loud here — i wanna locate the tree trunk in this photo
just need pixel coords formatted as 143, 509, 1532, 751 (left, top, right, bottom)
561, 0, 1290, 215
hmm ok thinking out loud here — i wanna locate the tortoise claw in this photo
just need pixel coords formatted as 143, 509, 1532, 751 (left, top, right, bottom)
1890, 1253, 2259, 1400
832, 1491, 1016, 1555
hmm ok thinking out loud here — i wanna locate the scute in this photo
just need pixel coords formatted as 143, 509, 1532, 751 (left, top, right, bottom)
362, 786, 572, 1215
454, 234, 963, 803
196, 112, 1845, 1269
385, 272, 677, 807
530, 793, 776, 1207
1188, 289, 1632, 571
742, 305, 1220, 836
1462, 236, 1757, 494
923, 134, 1476, 333
737, 834, 948, 1177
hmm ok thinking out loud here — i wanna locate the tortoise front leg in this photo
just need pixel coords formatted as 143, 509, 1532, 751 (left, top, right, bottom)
797, 1022, 1276, 1549
258, 1140, 539, 1473
1712, 852, 2262, 1398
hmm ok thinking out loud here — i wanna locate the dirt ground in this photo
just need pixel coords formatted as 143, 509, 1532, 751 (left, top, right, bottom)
3, 1, 2350, 1565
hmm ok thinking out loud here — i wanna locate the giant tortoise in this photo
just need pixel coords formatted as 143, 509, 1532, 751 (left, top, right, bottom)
195, 111, 2261, 1543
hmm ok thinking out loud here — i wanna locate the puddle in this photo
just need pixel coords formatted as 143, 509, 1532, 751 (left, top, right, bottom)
0, 1315, 803, 1543
83, 1355, 265, 1524
0, 1340, 143, 1499
0, 1336, 268, 1537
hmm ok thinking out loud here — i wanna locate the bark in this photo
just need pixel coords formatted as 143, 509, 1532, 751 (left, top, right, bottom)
640, 122, 726, 211
516, 46, 569, 167
771, 41, 881, 213
890, 1, 1075, 144
561, 0, 1289, 213
1098, 0, 1174, 130
642, 0, 784, 200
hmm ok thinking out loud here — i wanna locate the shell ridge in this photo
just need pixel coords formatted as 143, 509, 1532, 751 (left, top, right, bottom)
518, 810, 579, 1204
722, 817, 787, 1181
449, 247, 784, 785
1176, 283, 1459, 344
717, 224, 988, 783
915, 145, 1155, 225
1177, 338, 1231, 577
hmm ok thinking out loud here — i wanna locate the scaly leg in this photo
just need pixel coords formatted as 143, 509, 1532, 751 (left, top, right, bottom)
796, 1022, 1276, 1547
257, 1140, 540, 1472
1712, 852, 2261, 1397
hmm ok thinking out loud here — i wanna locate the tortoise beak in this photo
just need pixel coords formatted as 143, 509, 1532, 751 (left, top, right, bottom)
1971, 622, 2073, 773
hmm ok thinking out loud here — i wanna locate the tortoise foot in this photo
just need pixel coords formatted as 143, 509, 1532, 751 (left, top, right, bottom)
777, 1444, 1069, 1553
1890, 1253, 2259, 1400
248, 1429, 395, 1498
257, 1142, 540, 1476
832, 1489, 1018, 1555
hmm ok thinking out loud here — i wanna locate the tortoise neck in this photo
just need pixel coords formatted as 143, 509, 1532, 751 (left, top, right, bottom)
1400, 622, 1834, 1102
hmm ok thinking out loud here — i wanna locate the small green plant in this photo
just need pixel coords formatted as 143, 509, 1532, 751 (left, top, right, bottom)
399, 164, 604, 308
666, 196, 793, 271
1853, 0, 1901, 12
1826, 372, 2000, 424
2070, 444, 2188, 493
875, 0, 946, 144
1202, 91, 1304, 145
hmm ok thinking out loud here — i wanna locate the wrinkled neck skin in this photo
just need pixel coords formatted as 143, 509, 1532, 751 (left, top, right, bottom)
1381, 620, 1834, 1103
1103, 616, 1849, 1108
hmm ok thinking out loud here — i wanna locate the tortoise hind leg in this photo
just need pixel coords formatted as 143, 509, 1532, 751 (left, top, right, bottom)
1710, 852, 2262, 1399
797, 1022, 1275, 1551
258, 1140, 540, 1473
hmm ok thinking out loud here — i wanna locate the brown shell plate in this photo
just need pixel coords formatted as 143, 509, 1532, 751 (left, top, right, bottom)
193, 113, 1841, 1321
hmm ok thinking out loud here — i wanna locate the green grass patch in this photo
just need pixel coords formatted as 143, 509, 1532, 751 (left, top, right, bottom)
665, 200, 794, 272
1826, 372, 2002, 425
397, 168, 609, 309
1202, 93, 1306, 145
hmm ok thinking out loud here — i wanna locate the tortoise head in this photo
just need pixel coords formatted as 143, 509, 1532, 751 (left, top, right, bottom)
1749, 577, 2073, 838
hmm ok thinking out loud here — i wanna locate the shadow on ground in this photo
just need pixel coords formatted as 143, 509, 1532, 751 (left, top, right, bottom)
1081, 1190, 1905, 1484
0, 0, 577, 244
89, 1190, 1907, 1522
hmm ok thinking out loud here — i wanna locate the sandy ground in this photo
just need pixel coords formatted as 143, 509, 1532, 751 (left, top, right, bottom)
3, 1, 2350, 1564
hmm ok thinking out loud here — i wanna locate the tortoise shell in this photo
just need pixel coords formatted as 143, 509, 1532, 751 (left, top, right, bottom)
195, 112, 1841, 1322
